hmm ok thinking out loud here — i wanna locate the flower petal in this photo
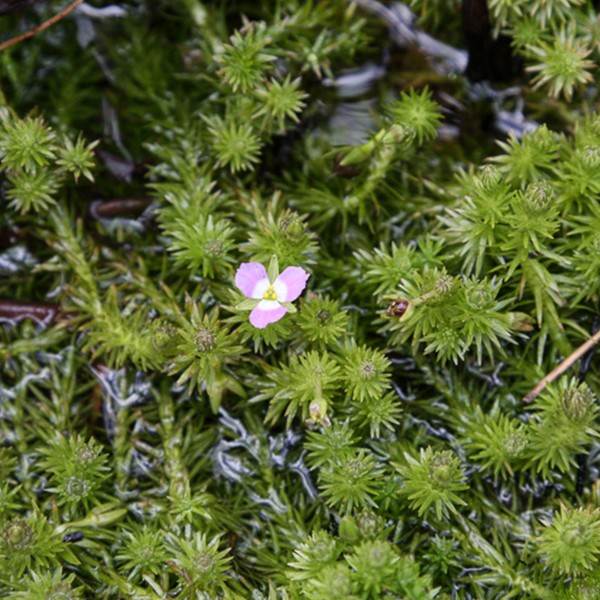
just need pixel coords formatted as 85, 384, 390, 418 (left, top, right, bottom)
276, 267, 310, 302
235, 263, 269, 299
249, 301, 288, 328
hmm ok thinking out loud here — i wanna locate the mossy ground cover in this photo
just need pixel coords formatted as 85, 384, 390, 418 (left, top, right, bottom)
1, 1, 600, 598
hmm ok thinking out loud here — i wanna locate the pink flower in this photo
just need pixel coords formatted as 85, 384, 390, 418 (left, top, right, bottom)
235, 259, 310, 329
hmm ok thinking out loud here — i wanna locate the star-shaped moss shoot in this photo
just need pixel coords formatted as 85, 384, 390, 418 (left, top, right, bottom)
235, 255, 309, 328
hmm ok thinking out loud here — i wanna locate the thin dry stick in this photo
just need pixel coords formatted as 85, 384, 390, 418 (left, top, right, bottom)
0, 0, 84, 53
523, 328, 600, 403
0, 299, 60, 325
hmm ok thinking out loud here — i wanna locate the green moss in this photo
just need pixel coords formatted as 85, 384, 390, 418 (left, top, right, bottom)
1, 1, 600, 598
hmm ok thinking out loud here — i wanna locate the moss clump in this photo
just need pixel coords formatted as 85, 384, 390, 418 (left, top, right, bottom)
1, 1, 600, 598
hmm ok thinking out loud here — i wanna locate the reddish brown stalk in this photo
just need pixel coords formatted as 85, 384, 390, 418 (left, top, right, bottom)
523, 328, 600, 403
0, 299, 60, 325
0, 0, 84, 52
90, 198, 152, 219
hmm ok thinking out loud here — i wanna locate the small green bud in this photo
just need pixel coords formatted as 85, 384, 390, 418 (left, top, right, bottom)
315, 308, 331, 324
465, 283, 493, 310
355, 510, 384, 539
435, 274, 454, 296
195, 327, 217, 352
338, 515, 360, 542
478, 165, 502, 188
281, 213, 305, 241
380, 124, 416, 148
2, 518, 33, 550
579, 146, 600, 168
502, 430, 528, 458
75, 444, 100, 467
63, 477, 90, 501
194, 551, 216, 574
306, 52, 318, 65
358, 360, 377, 380
561, 384, 595, 422
203, 238, 225, 257
340, 141, 375, 166
151, 321, 177, 353
522, 181, 554, 212
429, 453, 454, 489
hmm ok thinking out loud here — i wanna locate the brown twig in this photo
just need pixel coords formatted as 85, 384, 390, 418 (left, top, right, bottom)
90, 197, 152, 219
0, 299, 61, 325
0, 0, 84, 53
523, 328, 600, 403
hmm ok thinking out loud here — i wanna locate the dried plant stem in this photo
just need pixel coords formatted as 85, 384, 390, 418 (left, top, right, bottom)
523, 328, 600, 402
90, 197, 152, 219
0, 0, 84, 52
0, 299, 60, 324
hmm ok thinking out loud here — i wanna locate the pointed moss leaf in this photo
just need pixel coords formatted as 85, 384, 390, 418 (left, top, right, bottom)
280, 302, 297, 313
268, 255, 279, 283
236, 298, 261, 311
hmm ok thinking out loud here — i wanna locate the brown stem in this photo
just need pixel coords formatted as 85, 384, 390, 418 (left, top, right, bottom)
90, 197, 152, 219
0, 0, 84, 52
523, 328, 600, 403
0, 299, 61, 325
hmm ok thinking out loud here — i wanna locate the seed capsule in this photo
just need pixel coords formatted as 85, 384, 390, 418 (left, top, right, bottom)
386, 298, 409, 318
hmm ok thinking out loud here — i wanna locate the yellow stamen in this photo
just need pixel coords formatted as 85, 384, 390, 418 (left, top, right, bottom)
263, 285, 278, 301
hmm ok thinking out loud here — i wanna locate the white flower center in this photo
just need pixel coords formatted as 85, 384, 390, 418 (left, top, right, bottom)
263, 284, 278, 300
252, 277, 287, 302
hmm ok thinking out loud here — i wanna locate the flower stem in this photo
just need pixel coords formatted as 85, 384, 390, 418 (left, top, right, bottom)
0, 0, 85, 52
